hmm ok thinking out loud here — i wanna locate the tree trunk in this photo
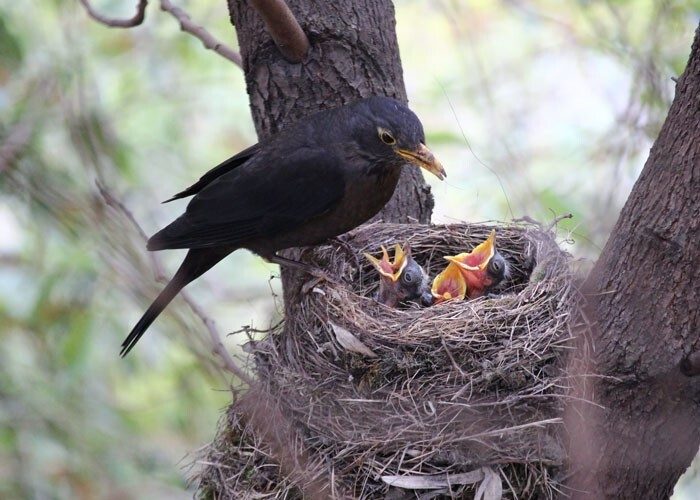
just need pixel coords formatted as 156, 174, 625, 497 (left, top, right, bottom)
565, 24, 700, 499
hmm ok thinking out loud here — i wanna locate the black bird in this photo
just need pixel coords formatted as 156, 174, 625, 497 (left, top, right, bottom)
364, 243, 433, 308
122, 96, 445, 356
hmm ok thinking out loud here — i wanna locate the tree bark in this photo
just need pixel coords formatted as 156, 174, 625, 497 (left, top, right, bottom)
565, 24, 700, 499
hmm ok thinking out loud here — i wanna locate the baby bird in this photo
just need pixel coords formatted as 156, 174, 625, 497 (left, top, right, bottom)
444, 230, 509, 299
365, 243, 433, 308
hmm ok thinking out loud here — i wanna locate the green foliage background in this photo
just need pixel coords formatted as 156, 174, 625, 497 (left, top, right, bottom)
0, 1, 698, 498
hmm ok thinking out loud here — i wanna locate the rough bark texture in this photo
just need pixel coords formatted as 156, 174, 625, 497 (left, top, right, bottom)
565, 25, 700, 499
228, 0, 433, 224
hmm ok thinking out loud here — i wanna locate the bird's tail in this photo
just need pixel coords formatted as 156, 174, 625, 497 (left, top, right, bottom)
120, 247, 231, 357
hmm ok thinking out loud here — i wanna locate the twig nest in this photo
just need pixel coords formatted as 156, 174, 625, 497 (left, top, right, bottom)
198, 222, 578, 499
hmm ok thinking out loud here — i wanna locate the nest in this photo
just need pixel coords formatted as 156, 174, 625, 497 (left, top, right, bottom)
197, 222, 578, 499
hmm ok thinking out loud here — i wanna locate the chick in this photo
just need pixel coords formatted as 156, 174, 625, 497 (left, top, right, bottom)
444, 230, 509, 299
364, 243, 433, 308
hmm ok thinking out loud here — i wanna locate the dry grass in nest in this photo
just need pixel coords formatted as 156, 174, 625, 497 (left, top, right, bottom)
196, 221, 578, 499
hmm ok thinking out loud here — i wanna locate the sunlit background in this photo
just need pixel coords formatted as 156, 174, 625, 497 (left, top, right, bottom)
1, 0, 698, 498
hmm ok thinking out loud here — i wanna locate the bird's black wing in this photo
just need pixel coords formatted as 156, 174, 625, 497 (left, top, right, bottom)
148, 148, 346, 250
162, 142, 262, 203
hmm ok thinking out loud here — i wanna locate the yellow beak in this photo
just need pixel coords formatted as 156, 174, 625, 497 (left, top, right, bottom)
398, 143, 446, 180
431, 262, 467, 302
444, 230, 496, 272
364, 243, 408, 281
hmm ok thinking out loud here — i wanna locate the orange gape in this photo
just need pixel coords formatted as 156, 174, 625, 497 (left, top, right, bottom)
432, 230, 509, 301
430, 262, 467, 303
364, 244, 408, 282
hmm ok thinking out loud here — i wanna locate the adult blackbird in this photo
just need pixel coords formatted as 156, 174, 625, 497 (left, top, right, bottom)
121, 96, 445, 356
364, 243, 433, 308
443, 230, 509, 299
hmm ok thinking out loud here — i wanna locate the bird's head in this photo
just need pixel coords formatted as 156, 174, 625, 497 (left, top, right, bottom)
365, 243, 432, 307
397, 252, 433, 306
443, 230, 509, 298
354, 96, 446, 180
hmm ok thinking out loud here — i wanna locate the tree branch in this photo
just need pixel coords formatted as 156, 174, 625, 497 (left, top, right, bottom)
160, 0, 242, 67
249, 0, 309, 62
180, 287, 252, 384
79, 0, 148, 28
80, 0, 242, 67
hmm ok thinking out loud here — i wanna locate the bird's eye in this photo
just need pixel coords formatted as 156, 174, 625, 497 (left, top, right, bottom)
402, 271, 413, 283
378, 128, 396, 145
489, 259, 502, 273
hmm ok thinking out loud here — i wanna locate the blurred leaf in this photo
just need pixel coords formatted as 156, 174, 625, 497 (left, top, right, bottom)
59, 310, 91, 370
0, 16, 23, 73
426, 129, 467, 145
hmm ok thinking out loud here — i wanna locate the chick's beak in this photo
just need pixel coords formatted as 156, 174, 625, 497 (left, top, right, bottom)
364, 244, 408, 282
444, 230, 496, 271
431, 262, 467, 303
398, 143, 446, 180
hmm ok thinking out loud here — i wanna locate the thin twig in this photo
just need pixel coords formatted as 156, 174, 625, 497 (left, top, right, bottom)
79, 0, 148, 28
547, 212, 574, 231
180, 288, 253, 384
249, 0, 309, 62
511, 215, 541, 226
0, 121, 32, 173
79, 0, 242, 67
95, 180, 252, 384
95, 180, 167, 281
441, 336, 467, 377
160, 0, 243, 67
